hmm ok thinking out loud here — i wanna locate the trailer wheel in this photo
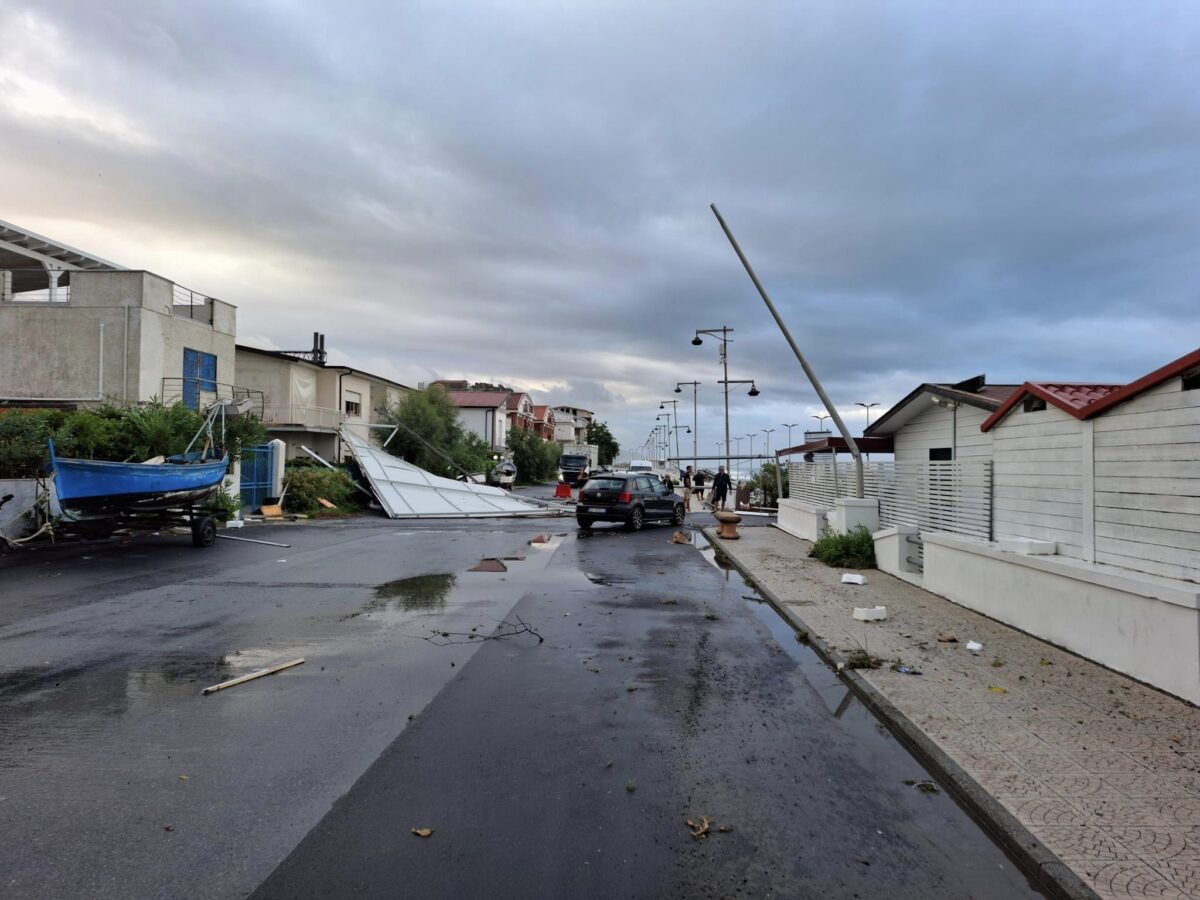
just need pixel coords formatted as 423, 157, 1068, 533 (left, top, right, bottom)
192, 516, 218, 548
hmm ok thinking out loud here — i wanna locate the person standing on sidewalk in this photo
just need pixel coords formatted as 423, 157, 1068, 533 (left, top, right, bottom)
693, 469, 707, 505
681, 466, 693, 511
710, 466, 731, 511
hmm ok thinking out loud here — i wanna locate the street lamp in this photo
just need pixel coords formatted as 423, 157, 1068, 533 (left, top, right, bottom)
660, 399, 681, 464
675, 380, 700, 473
812, 413, 830, 431
693, 326, 735, 474
781, 423, 799, 452
762, 427, 775, 456
855, 402, 881, 430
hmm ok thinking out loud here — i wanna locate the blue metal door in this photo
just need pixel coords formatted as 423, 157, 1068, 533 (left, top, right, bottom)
183, 348, 199, 410
182, 348, 217, 410
240, 443, 277, 511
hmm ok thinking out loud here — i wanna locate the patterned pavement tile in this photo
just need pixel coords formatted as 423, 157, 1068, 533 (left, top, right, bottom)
1105, 774, 1200, 801
1069, 799, 1172, 826
1005, 798, 1093, 827
990, 728, 1051, 753
1106, 827, 1196, 861
1070, 751, 1152, 774
973, 770, 1061, 800
1075, 860, 1187, 898
1030, 825, 1137, 861
1158, 857, 1200, 895
1012, 751, 1090, 775
1039, 774, 1118, 798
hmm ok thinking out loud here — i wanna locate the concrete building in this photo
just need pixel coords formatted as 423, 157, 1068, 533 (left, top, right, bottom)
531, 405, 556, 441
445, 391, 508, 451
505, 391, 535, 434
552, 405, 593, 444
0, 219, 242, 411
235, 336, 412, 461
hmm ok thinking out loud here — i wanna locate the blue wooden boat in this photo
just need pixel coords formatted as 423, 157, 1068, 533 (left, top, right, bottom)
48, 441, 229, 518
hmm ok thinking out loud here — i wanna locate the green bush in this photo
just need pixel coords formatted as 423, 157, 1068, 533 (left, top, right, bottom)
282, 466, 360, 515
507, 428, 559, 483
0, 403, 267, 478
809, 526, 876, 569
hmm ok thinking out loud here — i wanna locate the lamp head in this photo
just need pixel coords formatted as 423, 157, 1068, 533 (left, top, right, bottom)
748, 384, 760, 397
691, 336, 703, 346
658, 403, 664, 409
674, 386, 681, 393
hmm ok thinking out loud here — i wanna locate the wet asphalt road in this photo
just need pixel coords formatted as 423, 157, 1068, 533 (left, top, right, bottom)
1, 509, 1043, 899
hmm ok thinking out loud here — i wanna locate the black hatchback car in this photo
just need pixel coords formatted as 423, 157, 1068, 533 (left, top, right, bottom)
577, 473, 685, 531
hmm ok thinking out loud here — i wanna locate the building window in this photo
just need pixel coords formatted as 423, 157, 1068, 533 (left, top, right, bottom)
1023, 395, 1046, 412
929, 448, 952, 461
182, 348, 217, 410
1183, 368, 1200, 391
344, 390, 362, 417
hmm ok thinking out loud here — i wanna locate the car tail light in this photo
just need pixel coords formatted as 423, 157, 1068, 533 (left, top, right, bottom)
618, 491, 632, 503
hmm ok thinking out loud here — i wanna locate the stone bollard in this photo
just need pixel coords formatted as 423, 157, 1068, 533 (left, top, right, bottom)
714, 510, 742, 540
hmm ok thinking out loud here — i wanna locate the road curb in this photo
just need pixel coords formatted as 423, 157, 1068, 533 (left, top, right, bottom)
702, 526, 1100, 900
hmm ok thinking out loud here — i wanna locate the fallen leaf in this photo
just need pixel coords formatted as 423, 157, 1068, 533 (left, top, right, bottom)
716, 825, 733, 833
687, 816, 710, 839
987, 685, 1007, 694
411, 828, 434, 838
1039, 658, 1054, 666
178, 775, 189, 781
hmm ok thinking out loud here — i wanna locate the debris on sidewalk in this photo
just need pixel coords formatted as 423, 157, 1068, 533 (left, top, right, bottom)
841, 573, 867, 585
844, 648, 883, 669
687, 816, 711, 839
411, 828, 434, 838
987, 685, 1007, 694
965, 640, 983, 652
936, 634, 958, 643
853, 605, 888, 622
468, 558, 508, 573
202, 658, 305, 695
891, 663, 922, 675
670, 531, 690, 544
317, 498, 336, 509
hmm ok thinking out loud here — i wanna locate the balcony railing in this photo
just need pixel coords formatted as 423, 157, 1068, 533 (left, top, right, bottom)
260, 404, 346, 430
159, 378, 265, 416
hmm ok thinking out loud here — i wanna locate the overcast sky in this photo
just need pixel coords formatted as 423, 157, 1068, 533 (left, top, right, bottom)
3, 1, 1198, 459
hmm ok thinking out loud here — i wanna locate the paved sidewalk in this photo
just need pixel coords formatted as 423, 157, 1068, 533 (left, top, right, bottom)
711, 525, 1200, 900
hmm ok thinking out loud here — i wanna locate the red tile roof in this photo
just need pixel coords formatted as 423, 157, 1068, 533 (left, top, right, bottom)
1083, 345, 1200, 418
981, 382, 1122, 431
505, 391, 529, 411
445, 390, 508, 408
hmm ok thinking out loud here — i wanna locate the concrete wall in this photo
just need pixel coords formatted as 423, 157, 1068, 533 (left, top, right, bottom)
1090, 377, 1200, 581
990, 403, 1085, 558
458, 406, 506, 450
776, 498, 826, 541
893, 402, 993, 464
234, 351, 294, 409
923, 532, 1200, 704
0, 271, 236, 404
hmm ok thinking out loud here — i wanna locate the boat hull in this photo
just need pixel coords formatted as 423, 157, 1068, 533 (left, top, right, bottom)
50, 450, 229, 518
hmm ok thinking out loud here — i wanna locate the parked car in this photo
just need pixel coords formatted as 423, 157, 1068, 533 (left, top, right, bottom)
576, 472, 685, 531
490, 461, 517, 489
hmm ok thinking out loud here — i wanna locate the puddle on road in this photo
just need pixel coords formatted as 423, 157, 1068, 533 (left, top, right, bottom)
369, 573, 457, 613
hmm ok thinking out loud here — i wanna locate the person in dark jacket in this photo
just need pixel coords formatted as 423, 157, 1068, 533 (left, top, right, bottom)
710, 466, 732, 511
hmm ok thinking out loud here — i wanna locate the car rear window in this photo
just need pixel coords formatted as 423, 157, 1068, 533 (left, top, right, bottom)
585, 478, 626, 491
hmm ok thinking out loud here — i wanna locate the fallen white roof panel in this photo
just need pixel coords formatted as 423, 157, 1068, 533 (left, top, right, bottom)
341, 431, 563, 518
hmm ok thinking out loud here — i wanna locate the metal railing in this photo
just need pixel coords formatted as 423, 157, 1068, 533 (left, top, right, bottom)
159, 378, 265, 417
788, 460, 993, 541
171, 283, 218, 323
260, 404, 345, 430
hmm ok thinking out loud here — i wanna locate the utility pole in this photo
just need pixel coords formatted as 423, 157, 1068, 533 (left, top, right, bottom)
676, 381, 700, 473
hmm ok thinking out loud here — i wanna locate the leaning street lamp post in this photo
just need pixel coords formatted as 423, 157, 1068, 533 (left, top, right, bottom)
711, 204, 866, 498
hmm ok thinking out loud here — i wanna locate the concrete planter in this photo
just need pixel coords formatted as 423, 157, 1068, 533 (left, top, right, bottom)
776, 499, 826, 542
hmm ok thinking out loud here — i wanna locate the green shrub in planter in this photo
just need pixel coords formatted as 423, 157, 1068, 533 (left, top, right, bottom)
809, 525, 876, 569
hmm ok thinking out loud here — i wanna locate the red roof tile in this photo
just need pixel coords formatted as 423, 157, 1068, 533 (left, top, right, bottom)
982, 382, 1123, 431
1037, 383, 1123, 411
445, 391, 508, 408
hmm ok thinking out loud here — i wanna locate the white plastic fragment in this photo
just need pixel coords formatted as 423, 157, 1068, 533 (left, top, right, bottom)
853, 605, 888, 622
965, 640, 983, 652
841, 574, 867, 585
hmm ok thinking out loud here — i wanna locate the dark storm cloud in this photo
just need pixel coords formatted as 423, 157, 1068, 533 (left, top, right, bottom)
2, 1, 1198, 453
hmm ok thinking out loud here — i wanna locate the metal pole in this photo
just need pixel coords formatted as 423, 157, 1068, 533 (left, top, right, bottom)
693, 383, 698, 473
774, 454, 784, 509
711, 205, 865, 499
723, 335, 731, 475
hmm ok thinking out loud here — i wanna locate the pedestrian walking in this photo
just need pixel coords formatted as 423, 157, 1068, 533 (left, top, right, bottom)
693, 469, 707, 504
710, 466, 731, 511
681, 466, 693, 511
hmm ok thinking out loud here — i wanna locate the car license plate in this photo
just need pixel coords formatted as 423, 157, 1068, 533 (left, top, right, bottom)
587, 507, 605, 513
